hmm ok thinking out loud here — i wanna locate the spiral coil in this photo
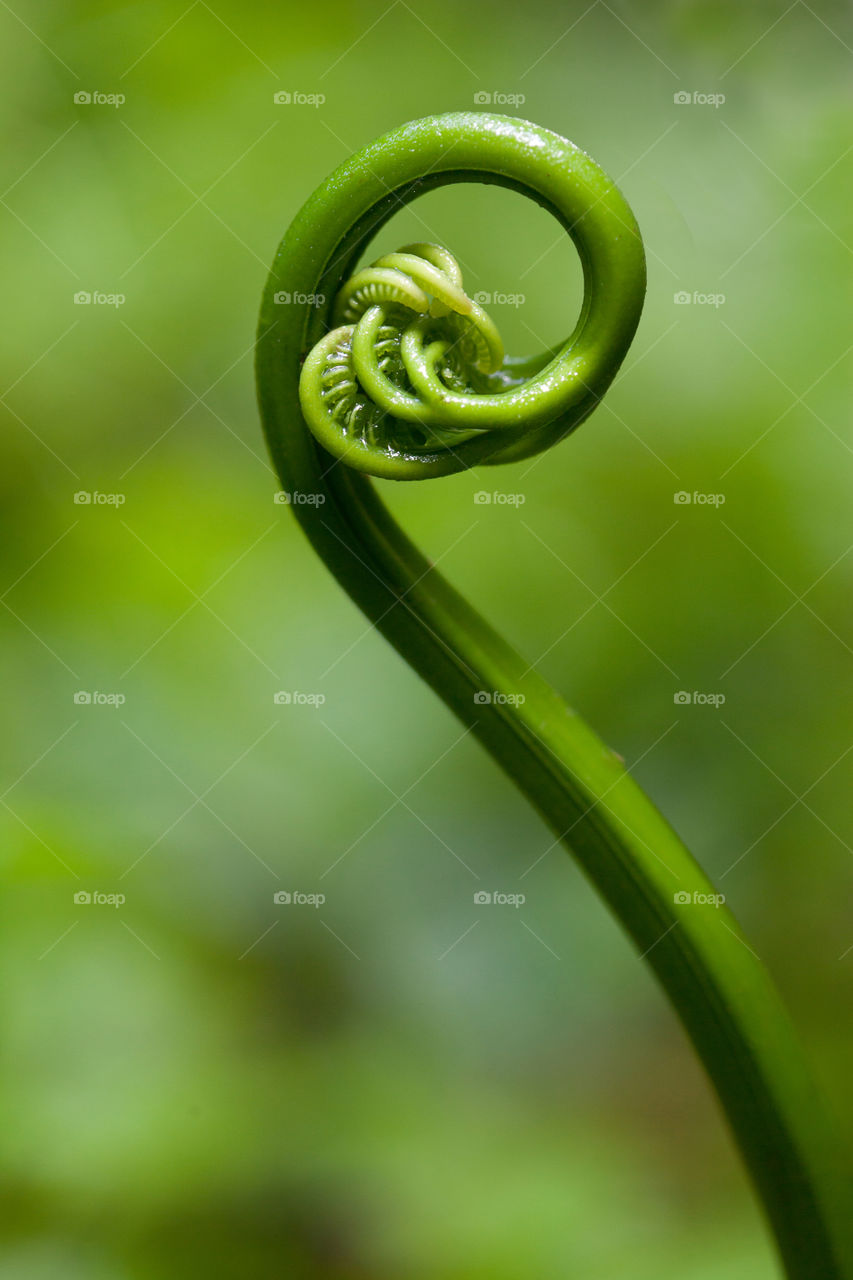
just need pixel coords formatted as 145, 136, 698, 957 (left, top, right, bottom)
260, 112, 646, 481
299, 242, 509, 467
256, 116, 853, 1280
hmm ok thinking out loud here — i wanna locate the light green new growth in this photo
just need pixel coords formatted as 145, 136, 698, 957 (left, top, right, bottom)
257, 112, 852, 1279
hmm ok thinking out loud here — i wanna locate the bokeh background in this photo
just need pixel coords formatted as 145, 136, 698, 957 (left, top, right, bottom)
2, 1, 851, 1276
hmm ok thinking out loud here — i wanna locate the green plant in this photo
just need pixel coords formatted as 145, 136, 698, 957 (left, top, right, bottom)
256, 112, 852, 1278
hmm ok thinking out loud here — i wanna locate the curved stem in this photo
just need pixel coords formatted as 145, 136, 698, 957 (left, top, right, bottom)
256, 112, 852, 1278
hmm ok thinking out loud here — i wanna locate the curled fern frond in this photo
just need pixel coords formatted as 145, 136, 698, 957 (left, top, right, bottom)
257, 113, 852, 1279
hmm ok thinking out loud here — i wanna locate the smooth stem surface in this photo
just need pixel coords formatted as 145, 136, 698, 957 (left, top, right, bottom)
256, 112, 853, 1279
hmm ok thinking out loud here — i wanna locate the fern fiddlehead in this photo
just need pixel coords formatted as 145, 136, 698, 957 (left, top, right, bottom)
256, 113, 852, 1278
298, 242, 506, 470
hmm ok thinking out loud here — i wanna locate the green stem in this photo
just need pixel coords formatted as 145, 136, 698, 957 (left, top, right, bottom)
256, 112, 852, 1278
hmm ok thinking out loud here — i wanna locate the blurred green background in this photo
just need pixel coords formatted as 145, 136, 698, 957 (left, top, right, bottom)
2, 1, 851, 1276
